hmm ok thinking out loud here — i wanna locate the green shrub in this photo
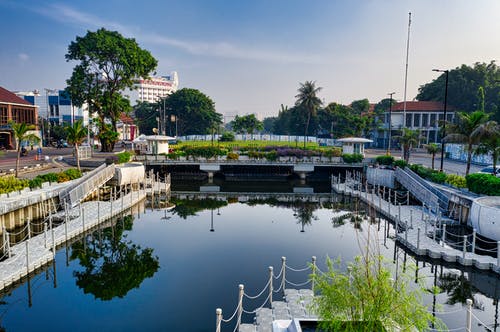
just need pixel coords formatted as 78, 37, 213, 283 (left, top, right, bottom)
375, 155, 394, 165
429, 171, 447, 184
57, 172, 70, 183
394, 159, 408, 169
28, 177, 43, 189
64, 168, 82, 180
117, 151, 132, 163
226, 152, 239, 160
219, 132, 235, 142
0, 176, 29, 194
445, 174, 467, 188
183, 146, 224, 159
466, 173, 500, 195
265, 150, 278, 161
38, 173, 59, 183
342, 153, 363, 163
323, 147, 342, 159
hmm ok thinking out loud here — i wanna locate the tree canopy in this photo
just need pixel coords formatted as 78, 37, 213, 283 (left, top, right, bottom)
231, 114, 263, 136
162, 88, 222, 136
65, 28, 157, 151
417, 61, 500, 121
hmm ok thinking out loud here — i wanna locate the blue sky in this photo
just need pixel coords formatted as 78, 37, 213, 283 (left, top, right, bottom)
1, 0, 500, 119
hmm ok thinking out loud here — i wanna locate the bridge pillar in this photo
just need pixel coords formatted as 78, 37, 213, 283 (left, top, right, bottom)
207, 172, 214, 183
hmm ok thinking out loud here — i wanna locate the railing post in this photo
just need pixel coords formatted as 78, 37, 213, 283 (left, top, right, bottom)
237, 284, 244, 331
27, 219, 31, 239
281, 256, 286, 291
417, 227, 421, 252
422, 203, 425, 220
98, 201, 100, 223
44, 223, 47, 248
410, 209, 413, 229
215, 308, 222, 332
50, 214, 55, 258
311, 256, 316, 292
269, 266, 273, 307
82, 207, 85, 232
472, 229, 476, 253
407, 190, 410, 205
442, 224, 446, 247
64, 206, 69, 243
466, 299, 473, 332
462, 235, 467, 261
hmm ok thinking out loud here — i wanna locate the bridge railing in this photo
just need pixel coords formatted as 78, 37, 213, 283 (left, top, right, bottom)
59, 164, 115, 208
395, 167, 441, 213
402, 167, 450, 208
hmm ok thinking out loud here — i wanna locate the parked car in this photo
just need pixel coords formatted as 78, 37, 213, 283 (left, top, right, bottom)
478, 165, 500, 177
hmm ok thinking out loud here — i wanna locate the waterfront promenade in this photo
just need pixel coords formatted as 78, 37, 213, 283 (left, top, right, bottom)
331, 174, 500, 274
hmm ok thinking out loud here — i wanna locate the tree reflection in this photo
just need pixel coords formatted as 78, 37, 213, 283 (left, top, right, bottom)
438, 271, 478, 306
292, 203, 319, 232
171, 198, 228, 219
70, 215, 159, 301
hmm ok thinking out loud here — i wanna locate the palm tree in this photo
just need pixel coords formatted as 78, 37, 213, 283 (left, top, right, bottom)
393, 128, 421, 163
10, 122, 40, 177
295, 81, 322, 149
424, 143, 441, 170
444, 111, 491, 176
65, 120, 88, 171
475, 121, 500, 175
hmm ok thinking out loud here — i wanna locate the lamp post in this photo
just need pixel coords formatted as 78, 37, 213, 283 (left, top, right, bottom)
387, 92, 395, 155
432, 69, 449, 172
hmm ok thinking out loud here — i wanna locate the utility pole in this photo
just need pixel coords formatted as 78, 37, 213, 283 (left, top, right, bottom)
387, 92, 395, 155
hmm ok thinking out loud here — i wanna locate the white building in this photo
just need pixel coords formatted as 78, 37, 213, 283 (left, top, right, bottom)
15, 89, 89, 126
124, 72, 179, 105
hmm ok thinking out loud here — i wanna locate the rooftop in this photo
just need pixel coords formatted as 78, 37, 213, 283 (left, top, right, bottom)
0, 86, 35, 106
391, 101, 454, 112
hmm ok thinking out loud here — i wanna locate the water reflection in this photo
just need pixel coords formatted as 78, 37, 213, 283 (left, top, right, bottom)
70, 215, 159, 301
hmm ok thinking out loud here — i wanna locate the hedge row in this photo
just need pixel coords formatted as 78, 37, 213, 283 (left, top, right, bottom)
0, 168, 82, 194
466, 173, 500, 196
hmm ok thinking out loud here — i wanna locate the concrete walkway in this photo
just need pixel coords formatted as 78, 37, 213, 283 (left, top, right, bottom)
332, 179, 500, 275
0, 189, 146, 291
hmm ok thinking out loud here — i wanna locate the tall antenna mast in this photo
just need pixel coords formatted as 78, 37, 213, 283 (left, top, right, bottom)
402, 12, 412, 129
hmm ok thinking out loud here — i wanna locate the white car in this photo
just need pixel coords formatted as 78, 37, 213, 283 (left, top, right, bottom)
478, 165, 500, 177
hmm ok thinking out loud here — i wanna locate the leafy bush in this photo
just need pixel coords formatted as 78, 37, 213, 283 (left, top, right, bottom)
429, 171, 447, 184
183, 146, 225, 159
57, 172, 70, 183
64, 168, 82, 180
226, 152, 239, 160
105, 156, 119, 165
323, 147, 342, 159
342, 153, 363, 163
219, 132, 235, 142
28, 177, 43, 189
38, 173, 59, 183
466, 173, 500, 195
265, 150, 278, 161
117, 151, 132, 163
0, 176, 29, 194
375, 155, 394, 165
445, 174, 467, 188
393, 159, 408, 169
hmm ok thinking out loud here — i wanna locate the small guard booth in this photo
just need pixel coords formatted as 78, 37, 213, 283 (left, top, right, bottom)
133, 134, 175, 155
337, 137, 373, 157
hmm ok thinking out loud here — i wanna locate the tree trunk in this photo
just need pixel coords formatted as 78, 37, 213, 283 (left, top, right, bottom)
15, 145, 20, 178
466, 143, 473, 176
75, 143, 80, 171
304, 110, 311, 149
431, 153, 435, 170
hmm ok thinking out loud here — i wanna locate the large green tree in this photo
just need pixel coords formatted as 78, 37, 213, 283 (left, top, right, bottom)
162, 88, 222, 136
231, 114, 263, 139
417, 61, 500, 121
295, 81, 322, 148
445, 111, 491, 175
134, 101, 158, 135
393, 128, 422, 163
475, 121, 500, 175
65, 28, 157, 151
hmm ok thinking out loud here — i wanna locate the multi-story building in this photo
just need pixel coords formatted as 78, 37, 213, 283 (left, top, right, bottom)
0, 86, 39, 149
124, 72, 179, 104
374, 101, 455, 148
15, 89, 89, 126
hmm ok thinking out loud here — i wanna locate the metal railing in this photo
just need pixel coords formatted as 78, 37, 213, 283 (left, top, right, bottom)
395, 167, 442, 213
59, 164, 115, 208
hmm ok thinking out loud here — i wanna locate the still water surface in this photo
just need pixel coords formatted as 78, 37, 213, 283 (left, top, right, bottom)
0, 185, 499, 331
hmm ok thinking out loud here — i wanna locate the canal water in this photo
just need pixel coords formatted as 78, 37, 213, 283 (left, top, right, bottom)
0, 181, 498, 331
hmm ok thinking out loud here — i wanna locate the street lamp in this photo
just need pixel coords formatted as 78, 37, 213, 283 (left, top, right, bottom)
387, 92, 395, 155
432, 69, 449, 172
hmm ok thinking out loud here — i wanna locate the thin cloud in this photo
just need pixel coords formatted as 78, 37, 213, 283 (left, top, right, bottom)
33, 3, 325, 64
18, 53, 29, 61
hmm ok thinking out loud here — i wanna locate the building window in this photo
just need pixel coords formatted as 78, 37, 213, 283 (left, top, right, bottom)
430, 114, 436, 127
406, 113, 412, 127
446, 114, 453, 122
55, 105, 59, 116
414, 113, 421, 127
422, 114, 429, 127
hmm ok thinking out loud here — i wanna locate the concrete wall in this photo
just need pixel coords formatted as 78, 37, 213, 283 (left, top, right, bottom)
469, 196, 500, 241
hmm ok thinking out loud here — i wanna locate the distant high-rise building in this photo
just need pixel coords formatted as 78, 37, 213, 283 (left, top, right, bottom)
124, 72, 179, 104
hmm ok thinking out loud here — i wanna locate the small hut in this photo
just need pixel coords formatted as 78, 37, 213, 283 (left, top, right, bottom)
133, 134, 175, 155
337, 137, 373, 156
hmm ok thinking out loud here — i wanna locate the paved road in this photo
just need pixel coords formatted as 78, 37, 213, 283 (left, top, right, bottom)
365, 148, 483, 176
